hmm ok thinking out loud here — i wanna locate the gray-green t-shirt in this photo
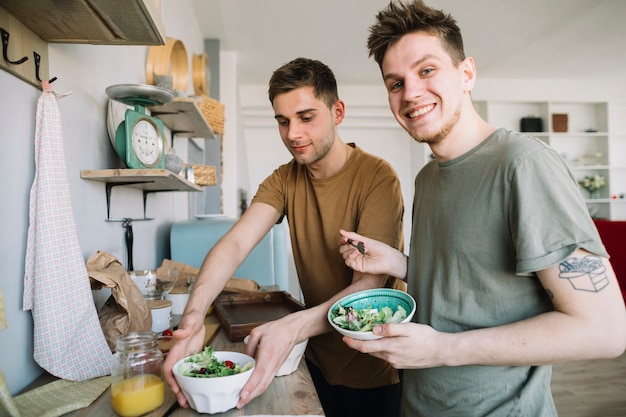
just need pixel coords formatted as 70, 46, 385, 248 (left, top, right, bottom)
404, 128, 606, 416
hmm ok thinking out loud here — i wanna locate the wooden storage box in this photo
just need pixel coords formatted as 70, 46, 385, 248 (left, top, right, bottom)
552, 113, 569, 132
214, 291, 305, 341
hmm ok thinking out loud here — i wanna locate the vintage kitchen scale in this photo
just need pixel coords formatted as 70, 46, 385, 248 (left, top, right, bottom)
104, 84, 175, 271
105, 83, 174, 169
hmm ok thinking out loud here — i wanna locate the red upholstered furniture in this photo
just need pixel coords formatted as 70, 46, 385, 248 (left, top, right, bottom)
593, 220, 626, 301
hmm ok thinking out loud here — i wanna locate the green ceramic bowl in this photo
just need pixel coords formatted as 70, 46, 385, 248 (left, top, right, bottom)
328, 288, 416, 340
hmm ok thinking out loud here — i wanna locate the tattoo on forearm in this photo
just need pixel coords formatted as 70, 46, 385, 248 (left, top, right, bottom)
558, 255, 609, 292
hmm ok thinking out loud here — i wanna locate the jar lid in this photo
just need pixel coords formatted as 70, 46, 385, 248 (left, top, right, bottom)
169, 287, 188, 295
148, 299, 172, 310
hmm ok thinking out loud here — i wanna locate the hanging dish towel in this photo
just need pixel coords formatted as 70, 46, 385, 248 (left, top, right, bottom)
23, 84, 111, 381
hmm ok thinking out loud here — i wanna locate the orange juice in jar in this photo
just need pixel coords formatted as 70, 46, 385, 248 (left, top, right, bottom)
111, 374, 164, 416
111, 331, 164, 416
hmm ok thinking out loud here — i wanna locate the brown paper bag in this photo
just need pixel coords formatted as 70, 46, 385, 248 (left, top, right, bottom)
159, 259, 261, 293
159, 259, 197, 288
87, 251, 151, 352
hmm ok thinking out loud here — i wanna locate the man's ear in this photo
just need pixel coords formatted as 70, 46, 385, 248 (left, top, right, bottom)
461, 56, 477, 92
333, 99, 346, 124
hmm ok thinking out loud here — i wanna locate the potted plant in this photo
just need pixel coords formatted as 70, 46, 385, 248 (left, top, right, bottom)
578, 174, 606, 199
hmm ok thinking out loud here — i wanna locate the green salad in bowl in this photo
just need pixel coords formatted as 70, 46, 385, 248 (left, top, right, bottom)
178, 346, 254, 378
328, 288, 416, 340
174, 346, 256, 414
331, 303, 408, 332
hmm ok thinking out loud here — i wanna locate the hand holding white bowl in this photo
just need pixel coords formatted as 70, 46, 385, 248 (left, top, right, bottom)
244, 335, 308, 376
173, 349, 255, 414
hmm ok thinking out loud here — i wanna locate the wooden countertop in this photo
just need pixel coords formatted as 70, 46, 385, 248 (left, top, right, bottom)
26, 315, 323, 416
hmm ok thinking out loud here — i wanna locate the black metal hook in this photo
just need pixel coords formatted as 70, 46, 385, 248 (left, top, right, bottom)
122, 218, 134, 271
34, 52, 57, 83
1, 27, 28, 65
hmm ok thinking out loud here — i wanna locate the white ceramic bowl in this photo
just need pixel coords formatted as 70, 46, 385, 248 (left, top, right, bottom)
173, 351, 255, 414
328, 288, 416, 341
243, 335, 308, 376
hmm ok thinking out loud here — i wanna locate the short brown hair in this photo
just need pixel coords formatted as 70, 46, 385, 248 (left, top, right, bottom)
367, 0, 466, 68
268, 57, 339, 109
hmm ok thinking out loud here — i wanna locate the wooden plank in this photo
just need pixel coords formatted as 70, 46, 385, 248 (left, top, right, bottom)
0, 5, 49, 89
0, 0, 165, 45
150, 97, 216, 139
552, 352, 626, 417
80, 169, 202, 192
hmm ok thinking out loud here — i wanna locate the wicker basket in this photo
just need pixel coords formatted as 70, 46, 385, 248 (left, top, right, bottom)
199, 94, 225, 135
186, 164, 217, 186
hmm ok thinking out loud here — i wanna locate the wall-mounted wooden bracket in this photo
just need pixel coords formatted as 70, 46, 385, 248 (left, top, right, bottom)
0, 5, 50, 89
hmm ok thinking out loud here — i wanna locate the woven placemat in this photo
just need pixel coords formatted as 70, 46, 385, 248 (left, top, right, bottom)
6, 376, 110, 417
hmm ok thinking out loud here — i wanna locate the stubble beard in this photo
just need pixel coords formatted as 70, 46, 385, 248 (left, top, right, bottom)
291, 127, 335, 166
407, 108, 461, 145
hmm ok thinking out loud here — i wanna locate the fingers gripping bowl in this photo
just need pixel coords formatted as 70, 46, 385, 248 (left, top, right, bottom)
243, 335, 308, 376
173, 347, 255, 414
328, 288, 416, 340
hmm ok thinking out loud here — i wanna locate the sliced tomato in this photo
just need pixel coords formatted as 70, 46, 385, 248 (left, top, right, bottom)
224, 360, 234, 368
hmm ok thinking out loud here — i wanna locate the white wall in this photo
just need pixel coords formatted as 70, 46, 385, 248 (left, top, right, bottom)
238, 79, 626, 257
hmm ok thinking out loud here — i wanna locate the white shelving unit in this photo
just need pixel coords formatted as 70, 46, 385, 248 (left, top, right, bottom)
474, 100, 626, 220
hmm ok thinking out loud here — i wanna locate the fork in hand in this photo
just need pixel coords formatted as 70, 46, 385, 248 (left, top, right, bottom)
347, 239, 365, 255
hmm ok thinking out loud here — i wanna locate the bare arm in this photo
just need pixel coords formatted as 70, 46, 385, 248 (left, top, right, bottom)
343, 248, 626, 369
163, 202, 281, 407
236, 266, 389, 408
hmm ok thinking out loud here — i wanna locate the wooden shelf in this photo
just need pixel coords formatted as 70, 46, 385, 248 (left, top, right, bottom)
150, 97, 216, 139
80, 169, 202, 192
0, 0, 165, 45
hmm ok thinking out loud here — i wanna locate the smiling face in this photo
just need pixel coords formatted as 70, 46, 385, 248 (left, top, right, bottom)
272, 86, 343, 168
381, 31, 475, 146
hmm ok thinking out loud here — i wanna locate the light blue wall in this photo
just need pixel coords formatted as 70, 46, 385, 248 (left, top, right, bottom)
0, 1, 207, 394
0, 69, 43, 389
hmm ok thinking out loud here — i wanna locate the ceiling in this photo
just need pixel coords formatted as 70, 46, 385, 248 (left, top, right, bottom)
189, 0, 626, 87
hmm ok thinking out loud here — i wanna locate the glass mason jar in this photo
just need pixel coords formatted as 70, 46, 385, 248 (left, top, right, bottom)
111, 331, 165, 417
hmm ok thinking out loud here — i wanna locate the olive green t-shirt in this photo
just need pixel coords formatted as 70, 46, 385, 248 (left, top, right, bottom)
252, 144, 405, 388
405, 129, 607, 416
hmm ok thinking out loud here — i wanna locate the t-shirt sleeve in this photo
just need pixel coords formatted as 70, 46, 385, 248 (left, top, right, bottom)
251, 166, 287, 215
353, 161, 405, 252
510, 146, 607, 274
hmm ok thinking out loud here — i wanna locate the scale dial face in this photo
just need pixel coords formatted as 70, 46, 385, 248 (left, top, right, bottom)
131, 118, 163, 167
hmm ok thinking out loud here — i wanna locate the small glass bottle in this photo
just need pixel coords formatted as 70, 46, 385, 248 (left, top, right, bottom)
188, 276, 197, 293
111, 331, 164, 417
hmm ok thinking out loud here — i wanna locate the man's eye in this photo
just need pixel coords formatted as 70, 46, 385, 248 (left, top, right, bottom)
301, 116, 313, 122
421, 68, 434, 76
389, 81, 403, 92
277, 119, 289, 126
